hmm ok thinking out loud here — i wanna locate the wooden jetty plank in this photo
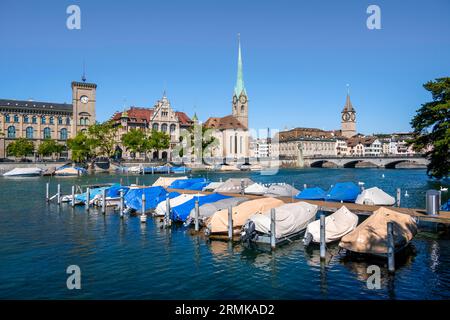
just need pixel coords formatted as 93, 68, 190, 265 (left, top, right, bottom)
167, 188, 450, 224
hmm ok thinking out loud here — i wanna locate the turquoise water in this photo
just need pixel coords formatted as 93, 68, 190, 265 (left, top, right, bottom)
0, 168, 449, 299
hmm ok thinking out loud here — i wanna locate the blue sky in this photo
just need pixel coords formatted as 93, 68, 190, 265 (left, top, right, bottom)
1, 0, 449, 134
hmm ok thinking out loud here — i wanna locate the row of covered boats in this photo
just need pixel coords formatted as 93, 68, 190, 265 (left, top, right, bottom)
58, 176, 419, 258
3, 165, 87, 177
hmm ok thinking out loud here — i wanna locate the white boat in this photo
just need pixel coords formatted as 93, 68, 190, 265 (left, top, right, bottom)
153, 194, 201, 216
127, 166, 142, 174
241, 202, 318, 243
3, 167, 42, 177
54, 167, 86, 176
303, 206, 358, 245
244, 183, 268, 196
202, 182, 224, 192
355, 187, 395, 206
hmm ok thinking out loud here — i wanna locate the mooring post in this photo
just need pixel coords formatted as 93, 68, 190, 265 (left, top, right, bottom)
167, 166, 170, 174
164, 193, 171, 228
304, 184, 307, 190
136, 177, 139, 185
151, 166, 154, 175
387, 221, 395, 272
46, 182, 50, 202
120, 178, 123, 185
396, 188, 401, 207
85, 187, 90, 211
102, 188, 106, 214
119, 191, 124, 218
320, 213, 326, 260
194, 199, 200, 232
228, 206, 233, 240
240, 179, 245, 196
71, 185, 75, 207
140, 192, 147, 223
270, 208, 276, 249
57, 184, 61, 205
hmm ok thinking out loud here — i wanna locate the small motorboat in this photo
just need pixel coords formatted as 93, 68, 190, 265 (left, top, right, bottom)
213, 178, 254, 193
355, 187, 395, 206
339, 207, 418, 256
242, 202, 319, 244
303, 206, 358, 245
325, 182, 360, 202
3, 167, 42, 177
264, 183, 300, 198
185, 197, 248, 226
295, 187, 327, 200
440, 186, 448, 192
244, 183, 268, 196
54, 166, 87, 176
202, 182, 224, 192
153, 193, 199, 217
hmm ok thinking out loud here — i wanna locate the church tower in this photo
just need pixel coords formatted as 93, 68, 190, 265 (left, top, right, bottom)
71, 75, 97, 137
341, 88, 356, 138
232, 34, 248, 129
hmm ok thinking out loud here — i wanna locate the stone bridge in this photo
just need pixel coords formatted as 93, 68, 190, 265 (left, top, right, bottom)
302, 155, 429, 168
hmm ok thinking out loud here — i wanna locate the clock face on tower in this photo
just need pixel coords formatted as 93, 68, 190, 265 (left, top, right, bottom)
350, 113, 356, 122
239, 95, 247, 104
342, 112, 350, 121
80, 95, 89, 104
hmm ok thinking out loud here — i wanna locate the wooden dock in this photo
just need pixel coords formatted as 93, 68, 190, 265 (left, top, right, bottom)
167, 188, 450, 225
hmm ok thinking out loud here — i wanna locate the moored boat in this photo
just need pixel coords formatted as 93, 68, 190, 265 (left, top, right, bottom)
3, 167, 43, 177
355, 187, 395, 206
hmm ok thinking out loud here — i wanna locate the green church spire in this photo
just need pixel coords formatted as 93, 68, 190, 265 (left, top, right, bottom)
234, 33, 246, 97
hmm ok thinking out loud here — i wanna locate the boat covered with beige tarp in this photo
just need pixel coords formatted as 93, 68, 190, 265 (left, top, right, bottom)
185, 197, 249, 226
205, 197, 284, 235
303, 206, 359, 245
355, 187, 395, 206
213, 178, 254, 193
241, 202, 318, 242
153, 176, 187, 188
339, 207, 418, 256
264, 183, 299, 197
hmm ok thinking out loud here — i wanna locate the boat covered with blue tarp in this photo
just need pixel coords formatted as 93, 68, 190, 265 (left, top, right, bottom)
442, 199, 450, 211
75, 186, 111, 203
325, 182, 360, 202
169, 178, 208, 190
295, 187, 327, 200
124, 186, 180, 213
171, 193, 231, 222
171, 166, 192, 173
106, 185, 130, 198
185, 181, 210, 191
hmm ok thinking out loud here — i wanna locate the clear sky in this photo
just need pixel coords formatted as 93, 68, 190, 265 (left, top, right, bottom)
1, 0, 449, 135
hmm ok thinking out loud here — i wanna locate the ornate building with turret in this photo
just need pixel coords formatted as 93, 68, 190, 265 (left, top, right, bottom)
0, 79, 96, 159
204, 35, 250, 163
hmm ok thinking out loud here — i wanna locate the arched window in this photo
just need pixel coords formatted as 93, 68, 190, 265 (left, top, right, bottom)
152, 123, 159, 131
7, 126, 15, 138
85, 118, 90, 125
241, 105, 245, 112
79, 117, 84, 125
14, 115, 19, 123
161, 123, 168, 132
60, 128, 68, 140
49, 116, 54, 125
58, 117, 63, 125
5, 114, 10, 123
41, 116, 46, 124
240, 136, 243, 154
170, 124, 176, 133
26, 127, 33, 139
32, 116, 37, 124
23, 115, 29, 123
229, 136, 232, 153
66, 117, 70, 125
43, 127, 51, 139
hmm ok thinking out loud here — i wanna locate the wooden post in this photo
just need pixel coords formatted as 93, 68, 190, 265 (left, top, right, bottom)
387, 222, 395, 272
320, 213, 326, 260
194, 199, 200, 232
71, 186, 75, 207
85, 187, 90, 211
46, 182, 49, 202
119, 191, 124, 218
57, 184, 61, 205
102, 188, 106, 214
396, 188, 401, 207
270, 208, 276, 249
228, 206, 233, 240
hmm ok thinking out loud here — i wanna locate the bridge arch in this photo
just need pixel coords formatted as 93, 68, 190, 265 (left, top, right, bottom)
310, 160, 339, 168
384, 160, 423, 169
343, 160, 378, 168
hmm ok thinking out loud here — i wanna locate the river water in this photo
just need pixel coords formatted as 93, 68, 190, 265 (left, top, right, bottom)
0, 168, 449, 299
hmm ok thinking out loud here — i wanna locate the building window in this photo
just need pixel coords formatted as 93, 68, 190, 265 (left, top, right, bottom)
23, 116, 29, 123
5, 114, 10, 123
58, 117, 63, 125
170, 124, 176, 133
43, 127, 51, 139
66, 117, 70, 125
14, 115, 19, 123
230, 136, 232, 153
49, 116, 54, 124
79, 118, 84, 125
7, 126, 16, 138
85, 118, 90, 125
26, 127, 33, 139
41, 116, 46, 124
60, 128, 68, 140
152, 123, 159, 131
240, 136, 243, 154
32, 116, 37, 124
161, 123, 168, 132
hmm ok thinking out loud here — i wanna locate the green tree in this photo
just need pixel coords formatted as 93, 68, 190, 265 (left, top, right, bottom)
67, 132, 95, 163
177, 124, 218, 162
38, 139, 64, 159
409, 77, 450, 179
6, 138, 34, 159
87, 121, 120, 157
121, 129, 146, 159
146, 130, 170, 160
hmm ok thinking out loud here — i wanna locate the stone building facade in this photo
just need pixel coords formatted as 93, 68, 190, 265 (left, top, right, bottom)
0, 80, 97, 159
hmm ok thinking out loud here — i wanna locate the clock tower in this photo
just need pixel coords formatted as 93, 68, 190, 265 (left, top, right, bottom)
232, 34, 248, 129
71, 79, 97, 137
341, 91, 356, 138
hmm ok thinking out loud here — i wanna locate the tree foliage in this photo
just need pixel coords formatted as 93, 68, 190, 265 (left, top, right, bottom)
67, 131, 96, 163
6, 138, 34, 159
121, 129, 147, 158
87, 121, 119, 157
146, 130, 170, 155
38, 139, 64, 158
409, 77, 450, 179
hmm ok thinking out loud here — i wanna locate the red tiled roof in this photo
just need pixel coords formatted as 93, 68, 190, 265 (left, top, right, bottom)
111, 107, 192, 125
204, 115, 246, 130
176, 111, 193, 126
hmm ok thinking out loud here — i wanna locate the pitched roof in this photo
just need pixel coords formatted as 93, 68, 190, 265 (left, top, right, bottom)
175, 111, 193, 126
342, 94, 355, 112
0, 99, 73, 112
111, 107, 192, 125
204, 115, 246, 130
